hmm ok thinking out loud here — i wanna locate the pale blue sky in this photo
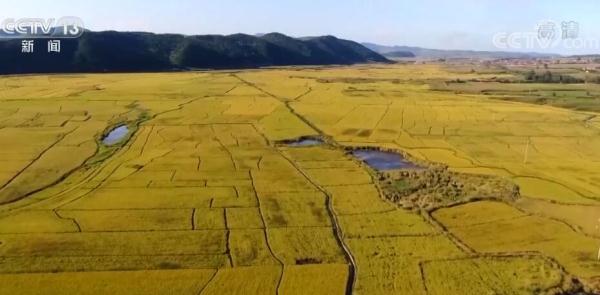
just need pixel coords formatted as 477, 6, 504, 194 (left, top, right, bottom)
3, 1, 600, 54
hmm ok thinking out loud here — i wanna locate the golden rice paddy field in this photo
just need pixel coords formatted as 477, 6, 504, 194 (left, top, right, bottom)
0, 64, 598, 294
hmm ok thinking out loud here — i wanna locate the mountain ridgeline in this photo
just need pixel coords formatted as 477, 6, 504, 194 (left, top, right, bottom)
0, 32, 390, 74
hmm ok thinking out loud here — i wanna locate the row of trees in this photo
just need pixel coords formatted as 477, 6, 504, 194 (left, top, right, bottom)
524, 70, 585, 83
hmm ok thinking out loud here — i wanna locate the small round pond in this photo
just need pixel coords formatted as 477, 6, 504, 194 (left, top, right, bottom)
102, 125, 129, 145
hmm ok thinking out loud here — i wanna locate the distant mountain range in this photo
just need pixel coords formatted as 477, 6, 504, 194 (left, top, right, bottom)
362, 42, 561, 59
0, 32, 389, 74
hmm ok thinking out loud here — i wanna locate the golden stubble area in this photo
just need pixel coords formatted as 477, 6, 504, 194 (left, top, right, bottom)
0, 65, 597, 294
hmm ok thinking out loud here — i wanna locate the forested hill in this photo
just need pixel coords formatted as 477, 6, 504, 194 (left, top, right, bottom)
0, 32, 390, 74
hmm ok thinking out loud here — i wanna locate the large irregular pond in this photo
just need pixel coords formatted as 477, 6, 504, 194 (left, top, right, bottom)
102, 125, 129, 145
352, 149, 422, 170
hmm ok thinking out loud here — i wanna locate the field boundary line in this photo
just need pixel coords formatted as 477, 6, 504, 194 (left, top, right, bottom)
248, 170, 286, 295
278, 151, 357, 295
